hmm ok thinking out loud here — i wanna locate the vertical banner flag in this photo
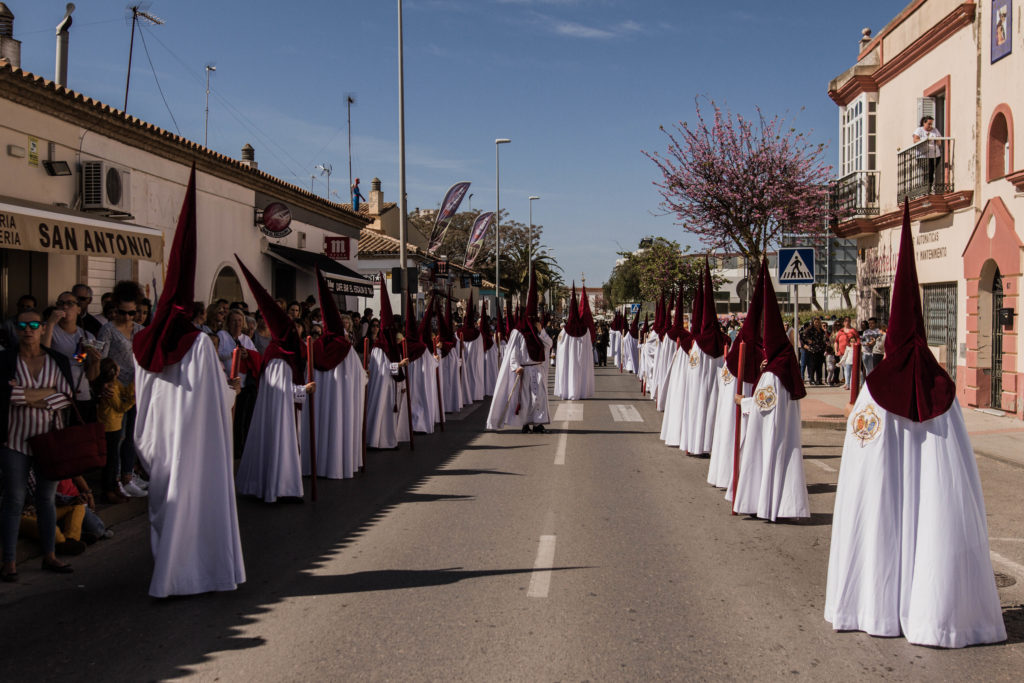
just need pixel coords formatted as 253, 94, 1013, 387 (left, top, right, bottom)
464, 211, 495, 268
428, 181, 471, 254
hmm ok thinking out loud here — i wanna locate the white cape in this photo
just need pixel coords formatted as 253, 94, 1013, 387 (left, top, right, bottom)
730, 372, 809, 521
408, 351, 441, 433
651, 336, 675, 409
300, 351, 367, 479
623, 332, 640, 374
135, 334, 245, 597
610, 330, 622, 369
483, 341, 499, 396
640, 334, 659, 396
486, 329, 553, 430
824, 388, 1006, 648
460, 336, 486, 402
707, 371, 752, 489
236, 358, 305, 502
658, 346, 687, 446
680, 346, 723, 455
438, 349, 464, 414
554, 330, 595, 400
365, 347, 410, 449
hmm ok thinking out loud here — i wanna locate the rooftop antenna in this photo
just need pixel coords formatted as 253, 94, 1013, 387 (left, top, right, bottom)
345, 93, 356, 195
124, 4, 163, 112
316, 163, 333, 198
204, 63, 216, 147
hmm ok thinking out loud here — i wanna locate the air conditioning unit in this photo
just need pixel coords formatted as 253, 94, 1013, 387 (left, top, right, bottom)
82, 160, 131, 213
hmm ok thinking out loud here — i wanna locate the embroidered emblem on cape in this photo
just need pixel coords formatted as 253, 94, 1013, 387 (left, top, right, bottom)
851, 404, 881, 446
754, 385, 777, 411
721, 367, 733, 385
688, 348, 699, 367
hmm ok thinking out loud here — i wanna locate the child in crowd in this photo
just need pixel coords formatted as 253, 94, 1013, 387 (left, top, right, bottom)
94, 358, 139, 504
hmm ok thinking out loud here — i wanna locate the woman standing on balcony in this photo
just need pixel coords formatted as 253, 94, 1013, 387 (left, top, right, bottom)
913, 116, 943, 194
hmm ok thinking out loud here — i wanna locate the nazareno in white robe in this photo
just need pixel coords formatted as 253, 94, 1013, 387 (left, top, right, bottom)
658, 346, 687, 446
729, 371, 809, 521
554, 330, 595, 400
707, 370, 752, 489
823, 387, 1006, 648
299, 351, 367, 479
134, 334, 246, 597
486, 328, 553, 430
365, 347, 410, 449
679, 346, 723, 456
438, 348, 464, 414
482, 341, 499, 396
408, 351, 441, 433
623, 331, 640, 374
651, 337, 675, 409
460, 336, 486, 402
640, 333, 658, 395
235, 358, 308, 502
610, 329, 622, 369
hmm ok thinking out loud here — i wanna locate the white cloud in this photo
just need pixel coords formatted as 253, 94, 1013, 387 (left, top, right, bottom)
553, 20, 615, 39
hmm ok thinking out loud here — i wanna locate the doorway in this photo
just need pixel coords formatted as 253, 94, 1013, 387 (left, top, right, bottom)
991, 267, 1004, 408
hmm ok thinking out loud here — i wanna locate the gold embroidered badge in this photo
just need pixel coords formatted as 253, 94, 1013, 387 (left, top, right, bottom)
754, 385, 777, 410
851, 404, 881, 446
721, 367, 733, 385
688, 348, 699, 367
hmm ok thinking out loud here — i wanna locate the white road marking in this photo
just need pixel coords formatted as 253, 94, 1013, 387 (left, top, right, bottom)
990, 551, 1024, 582
553, 402, 583, 422
527, 535, 557, 598
609, 404, 643, 422
554, 424, 569, 465
809, 459, 837, 473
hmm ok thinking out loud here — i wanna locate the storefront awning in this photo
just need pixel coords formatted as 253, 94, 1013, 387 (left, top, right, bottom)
265, 243, 374, 297
0, 196, 164, 262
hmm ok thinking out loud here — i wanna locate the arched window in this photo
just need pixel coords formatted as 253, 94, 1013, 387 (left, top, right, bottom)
987, 106, 1013, 182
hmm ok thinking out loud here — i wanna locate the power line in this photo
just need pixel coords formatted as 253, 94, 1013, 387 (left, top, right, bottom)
137, 25, 180, 135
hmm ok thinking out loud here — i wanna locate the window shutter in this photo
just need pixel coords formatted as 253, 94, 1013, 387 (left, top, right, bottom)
917, 97, 936, 124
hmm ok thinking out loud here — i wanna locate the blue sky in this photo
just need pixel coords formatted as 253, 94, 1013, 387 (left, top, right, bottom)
13, 0, 900, 285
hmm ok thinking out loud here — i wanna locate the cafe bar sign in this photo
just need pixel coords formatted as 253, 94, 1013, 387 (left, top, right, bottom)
0, 200, 164, 262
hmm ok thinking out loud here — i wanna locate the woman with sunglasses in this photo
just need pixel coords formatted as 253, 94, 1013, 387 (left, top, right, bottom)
97, 281, 148, 501
46, 293, 103, 423
1, 309, 76, 580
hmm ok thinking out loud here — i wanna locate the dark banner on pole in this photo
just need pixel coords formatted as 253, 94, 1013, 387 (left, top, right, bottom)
464, 211, 494, 268
428, 181, 471, 254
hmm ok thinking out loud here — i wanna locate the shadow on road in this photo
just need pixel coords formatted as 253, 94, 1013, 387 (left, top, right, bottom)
430, 468, 524, 477
286, 566, 590, 596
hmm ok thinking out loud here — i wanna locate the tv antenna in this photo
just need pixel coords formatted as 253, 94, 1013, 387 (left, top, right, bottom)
124, 4, 164, 112
316, 163, 333, 197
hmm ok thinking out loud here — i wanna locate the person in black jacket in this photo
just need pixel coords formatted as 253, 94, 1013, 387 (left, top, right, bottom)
1, 309, 77, 581
596, 323, 610, 367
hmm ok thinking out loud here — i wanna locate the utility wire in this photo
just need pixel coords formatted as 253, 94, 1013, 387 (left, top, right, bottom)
137, 25, 181, 135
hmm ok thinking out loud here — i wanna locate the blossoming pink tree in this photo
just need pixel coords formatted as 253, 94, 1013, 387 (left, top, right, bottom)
645, 99, 832, 280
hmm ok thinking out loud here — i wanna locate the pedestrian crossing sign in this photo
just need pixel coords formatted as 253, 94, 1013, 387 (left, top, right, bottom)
778, 248, 815, 284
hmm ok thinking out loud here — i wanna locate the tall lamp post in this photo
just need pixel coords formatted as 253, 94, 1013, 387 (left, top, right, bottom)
528, 195, 540, 284
397, 1, 410, 302
494, 138, 511, 310
204, 64, 215, 147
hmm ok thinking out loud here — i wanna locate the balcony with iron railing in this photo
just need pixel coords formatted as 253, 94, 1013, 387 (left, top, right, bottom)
897, 137, 955, 203
829, 170, 880, 220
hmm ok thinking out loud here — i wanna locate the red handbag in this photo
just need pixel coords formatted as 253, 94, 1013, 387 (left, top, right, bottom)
28, 398, 107, 481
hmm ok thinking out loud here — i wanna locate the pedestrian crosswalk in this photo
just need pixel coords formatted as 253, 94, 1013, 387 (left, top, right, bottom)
552, 402, 584, 422
609, 404, 643, 422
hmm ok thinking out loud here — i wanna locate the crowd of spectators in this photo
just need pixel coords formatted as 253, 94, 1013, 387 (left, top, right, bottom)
796, 315, 887, 389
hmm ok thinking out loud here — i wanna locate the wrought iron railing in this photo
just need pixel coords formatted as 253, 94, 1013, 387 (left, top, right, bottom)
897, 137, 954, 203
829, 170, 880, 220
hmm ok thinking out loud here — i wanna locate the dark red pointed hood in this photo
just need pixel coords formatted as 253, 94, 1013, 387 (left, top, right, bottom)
419, 292, 438, 355
133, 165, 202, 372
460, 290, 480, 342
695, 260, 727, 358
639, 312, 648, 339
312, 266, 352, 370
480, 299, 494, 351
669, 284, 693, 352
579, 284, 598, 342
373, 273, 398, 360
515, 271, 545, 362
654, 294, 667, 340
564, 284, 587, 337
726, 258, 767, 383
236, 255, 306, 383
866, 202, 956, 421
402, 291, 428, 362
761, 267, 805, 400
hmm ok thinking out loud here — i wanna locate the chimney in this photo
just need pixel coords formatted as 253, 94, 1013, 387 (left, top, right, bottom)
368, 176, 383, 215
0, 3, 22, 69
54, 3, 74, 87
240, 143, 258, 169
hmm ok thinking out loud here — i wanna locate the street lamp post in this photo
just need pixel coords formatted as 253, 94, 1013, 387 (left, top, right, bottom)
528, 195, 540, 284
494, 138, 511, 310
397, 1, 410, 302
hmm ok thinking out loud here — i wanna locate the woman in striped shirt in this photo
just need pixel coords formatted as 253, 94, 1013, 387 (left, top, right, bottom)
1, 309, 75, 581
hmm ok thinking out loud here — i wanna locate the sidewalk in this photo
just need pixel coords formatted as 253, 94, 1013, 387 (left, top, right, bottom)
801, 384, 1024, 469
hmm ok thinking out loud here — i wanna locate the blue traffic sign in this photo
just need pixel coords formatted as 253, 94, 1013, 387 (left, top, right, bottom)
778, 248, 815, 284
629, 303, 641, 315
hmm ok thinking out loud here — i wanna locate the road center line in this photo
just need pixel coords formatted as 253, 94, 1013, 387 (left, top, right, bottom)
554, 423, 569, 465
809, 459, 837, 473
527, 535, 557, 598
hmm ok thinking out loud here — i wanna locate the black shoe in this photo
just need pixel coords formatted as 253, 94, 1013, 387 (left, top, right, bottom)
533, 424, 547, 434
521, 425, 531, 433
41, 560, 73, 574
55, 539, 86, 556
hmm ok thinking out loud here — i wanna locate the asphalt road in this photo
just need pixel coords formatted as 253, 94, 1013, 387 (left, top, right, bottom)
1, 367, 1022, 681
